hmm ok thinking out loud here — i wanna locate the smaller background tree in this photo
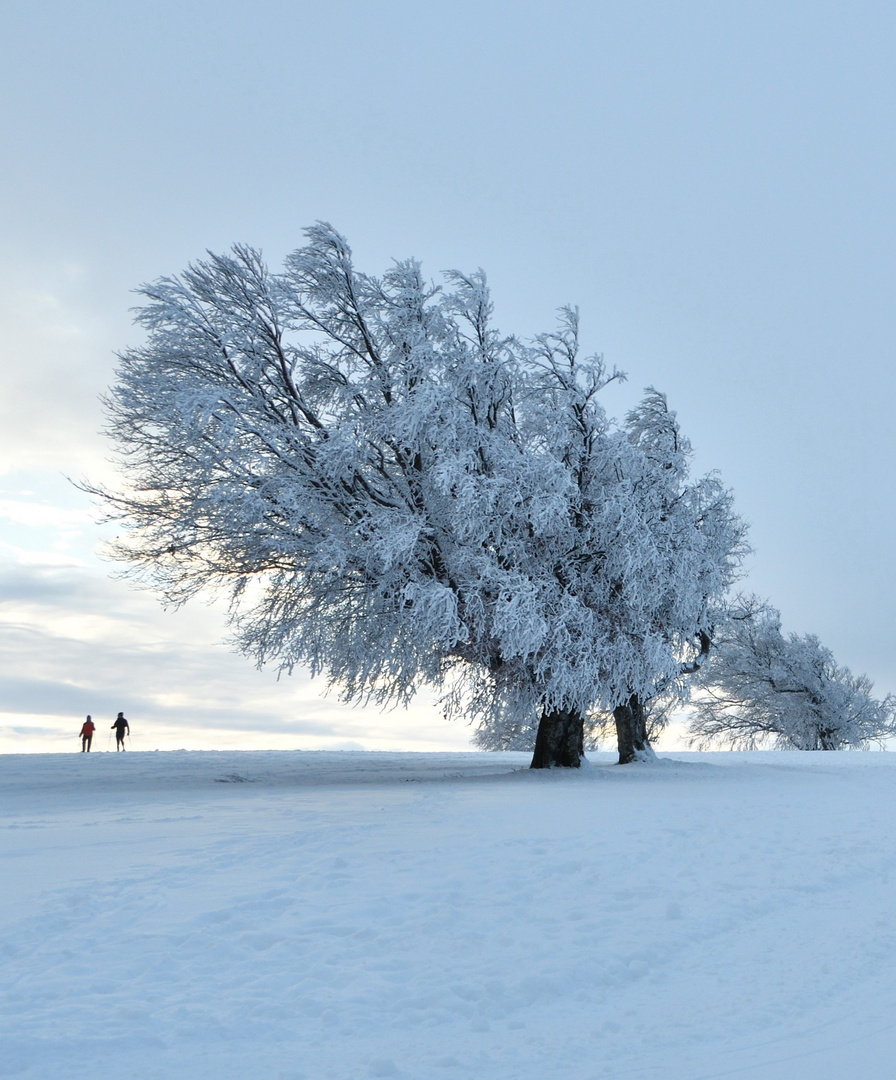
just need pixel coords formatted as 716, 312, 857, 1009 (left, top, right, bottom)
688, 599, 896, 749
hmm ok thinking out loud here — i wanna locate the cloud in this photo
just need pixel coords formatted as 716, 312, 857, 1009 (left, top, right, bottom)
0, 499, 92, 530
0, 261, 128, 478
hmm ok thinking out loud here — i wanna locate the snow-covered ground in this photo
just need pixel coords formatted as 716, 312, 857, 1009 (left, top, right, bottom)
3, 750, 896, 1079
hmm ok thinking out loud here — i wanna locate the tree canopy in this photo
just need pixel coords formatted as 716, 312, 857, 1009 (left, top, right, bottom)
689, 599, 896, 750
93, 224, 746, 765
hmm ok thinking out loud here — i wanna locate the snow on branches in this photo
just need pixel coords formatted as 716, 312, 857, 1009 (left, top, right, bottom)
91, 224, 747, 766
689, 599, 896, 750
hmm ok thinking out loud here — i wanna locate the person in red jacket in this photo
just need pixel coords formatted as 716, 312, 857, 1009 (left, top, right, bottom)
79, 715, 95, 752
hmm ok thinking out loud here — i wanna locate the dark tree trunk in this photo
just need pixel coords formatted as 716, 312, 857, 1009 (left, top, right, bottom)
530, 708, 585, 769
613, 693, 653, 764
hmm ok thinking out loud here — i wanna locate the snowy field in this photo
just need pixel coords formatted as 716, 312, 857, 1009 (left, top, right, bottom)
3, 750, 896, 1079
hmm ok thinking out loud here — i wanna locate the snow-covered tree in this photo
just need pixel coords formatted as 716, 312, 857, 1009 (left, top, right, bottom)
466, 371, 743, 763
689, 600, 896, 749
91, 224, 746, 766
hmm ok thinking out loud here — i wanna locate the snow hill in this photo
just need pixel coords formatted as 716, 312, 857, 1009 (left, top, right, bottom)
3, 749, 896, 1079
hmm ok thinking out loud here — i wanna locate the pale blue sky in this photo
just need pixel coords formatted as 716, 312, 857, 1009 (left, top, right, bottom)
2, 1, 895, 750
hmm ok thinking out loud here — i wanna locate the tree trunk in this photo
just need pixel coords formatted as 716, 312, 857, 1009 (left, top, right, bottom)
613, 694, 655, 764
530, 708, 585, 769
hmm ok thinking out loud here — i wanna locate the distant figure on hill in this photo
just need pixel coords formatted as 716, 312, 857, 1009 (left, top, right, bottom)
79, 715, 95, 752
112, 712, 130, 750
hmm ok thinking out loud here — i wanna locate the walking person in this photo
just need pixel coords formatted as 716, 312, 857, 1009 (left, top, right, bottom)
111, 712, 130, 750
79, 715, 95, 752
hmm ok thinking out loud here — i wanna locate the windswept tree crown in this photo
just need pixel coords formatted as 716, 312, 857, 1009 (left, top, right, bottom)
93, 224, 747, 759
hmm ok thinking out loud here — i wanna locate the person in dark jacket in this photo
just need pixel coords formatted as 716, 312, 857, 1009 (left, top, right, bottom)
79, 716, 95, 752
112, 712, 130, 750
